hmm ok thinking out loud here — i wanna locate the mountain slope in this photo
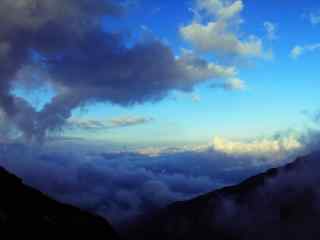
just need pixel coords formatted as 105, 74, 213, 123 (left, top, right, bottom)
129, 152, 320, 240
0, 166, 120, 238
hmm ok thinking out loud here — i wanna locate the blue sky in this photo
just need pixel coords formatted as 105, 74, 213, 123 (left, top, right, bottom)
9, 0, 320, 147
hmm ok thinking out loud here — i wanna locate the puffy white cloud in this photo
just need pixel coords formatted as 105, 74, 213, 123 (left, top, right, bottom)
180, 0, 268, 59
290, 43, 320, 59
212, 135, 302, 159
197, 0, 243, 20
181, 21, 264, 58
137, 134, 303, 162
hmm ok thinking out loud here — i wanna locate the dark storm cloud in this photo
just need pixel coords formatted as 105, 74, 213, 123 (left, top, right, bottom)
0, 0, 123, 140
0, 142, 279, 227
0, 0, 235, 141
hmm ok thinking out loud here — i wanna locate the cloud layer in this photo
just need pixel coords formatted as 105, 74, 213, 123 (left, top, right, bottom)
0, 132, 305, 228
0, 143, 298, 229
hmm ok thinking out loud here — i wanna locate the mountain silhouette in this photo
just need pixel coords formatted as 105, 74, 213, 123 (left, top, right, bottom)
128, 152, 320, 240
0, 166, 120, 238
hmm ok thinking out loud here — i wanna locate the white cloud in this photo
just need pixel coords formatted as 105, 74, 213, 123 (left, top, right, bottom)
180, 0, 268, 59
264, 21, 278, 40
179, 0, 268, 92
197, 0, 243, 20
137, 134, 303, 161
211, 135, 302, 159
181, 22, 264, 58
290, 43, 320, 59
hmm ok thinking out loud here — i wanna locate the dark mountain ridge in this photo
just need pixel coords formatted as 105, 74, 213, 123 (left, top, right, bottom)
0, 166, 120, 238
128, 152, 320, 240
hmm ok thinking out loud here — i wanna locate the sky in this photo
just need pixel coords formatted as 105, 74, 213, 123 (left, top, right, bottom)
1, 0, 320, 227
70, 0, 319, 145
2, 0, 320, 147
